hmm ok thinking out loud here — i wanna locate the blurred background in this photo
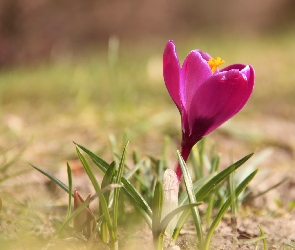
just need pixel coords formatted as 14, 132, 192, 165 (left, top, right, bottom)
0, 0, 294, 171
0, 0, 295, 66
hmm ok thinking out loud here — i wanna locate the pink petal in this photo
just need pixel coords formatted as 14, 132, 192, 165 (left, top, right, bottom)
188, 65, 254, 136
163, 41, 182, 110
181, 50, 212, 111
194, 49, 211, 61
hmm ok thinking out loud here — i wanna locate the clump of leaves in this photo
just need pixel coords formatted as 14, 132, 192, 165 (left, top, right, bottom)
31, 137, 265, 250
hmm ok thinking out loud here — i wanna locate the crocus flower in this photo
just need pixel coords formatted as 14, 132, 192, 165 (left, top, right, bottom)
163, 40, 255, 180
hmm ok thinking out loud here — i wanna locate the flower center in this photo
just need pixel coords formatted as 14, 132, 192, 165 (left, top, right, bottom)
208, 57, 225, 73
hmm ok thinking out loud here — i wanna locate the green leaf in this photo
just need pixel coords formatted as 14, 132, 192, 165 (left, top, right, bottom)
191, 146, 201, 180
76, 146, 101, 193
31, 164, 72, 196
243, 176, 288, 204
75, 142, 153, 224
75, 146, 115, 242
101, 161, 116, 203
281, 239, 295, 248
210, 154, 220, 173
196, 153, 254, 202
152, 180, 163, 237
74, 142, 109, 169
229, 171, 237, 222
178, 187, 218, 240
177, 151, 204, 249
258, 225, 267, 250
66, 163, 73, 219
102, 161, 116, 188
172, 209, 190, 241
109, 134, 119, 162
205, 190, 215, 226
89, 184, 122, 203
237, 235, 267, 245
51, 218, 63, 230
203, 169, 258, 250
178, 174, 214, 207
113, 141, 128, 240
132, 150, 140, 165
124, 158, 146, 180
156, 203, 201, 250
159, 203, 201, 234
191, 138, 206, 179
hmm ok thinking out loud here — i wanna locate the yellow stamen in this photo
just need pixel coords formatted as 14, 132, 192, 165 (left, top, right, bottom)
208, 57, 225, 73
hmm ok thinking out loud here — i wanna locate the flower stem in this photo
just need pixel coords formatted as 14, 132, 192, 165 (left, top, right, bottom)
175, 144, 193, 180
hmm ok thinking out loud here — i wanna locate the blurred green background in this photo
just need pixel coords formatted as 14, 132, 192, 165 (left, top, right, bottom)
0, 0, 294, 170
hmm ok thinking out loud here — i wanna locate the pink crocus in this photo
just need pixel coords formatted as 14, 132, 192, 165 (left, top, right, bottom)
163, 40, 255, 180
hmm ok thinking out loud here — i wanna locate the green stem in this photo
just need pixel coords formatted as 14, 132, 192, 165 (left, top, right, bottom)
192, 208, 204, 249
155, 232, 164, 250
112, 240, 119, 250
205, 192, 215, 226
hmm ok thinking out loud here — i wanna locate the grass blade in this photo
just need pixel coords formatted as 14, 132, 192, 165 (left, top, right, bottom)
75, 143, 152, 218
76, 146, 101, 192
196, 153, 254, 202
75, 146, 115, 242
124, 158, 146, 180
172, 209, 190, 241
155, 203, 201, 250
281, 239, 295, 248
258, 225, 267, 250
66, 163, 73, 219
159, 203, 201, 234
31, 164, 73, 196
203, 169, 258, 250
178, 174, 214, 207
74, 142, 109, 169
243, 176, 289, 204
177, 151, 204, 249
152, 180, 163, 237
101, 161, 116, 203
238, 235, 267, 245
191, 139, 206, 179
113, 141, 128, 242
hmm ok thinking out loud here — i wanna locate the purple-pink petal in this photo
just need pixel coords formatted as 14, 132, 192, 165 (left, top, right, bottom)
187, 65, 254, 137
163, 41, 182, 111
193, 49, 211, 61
181, 51, 212, 112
